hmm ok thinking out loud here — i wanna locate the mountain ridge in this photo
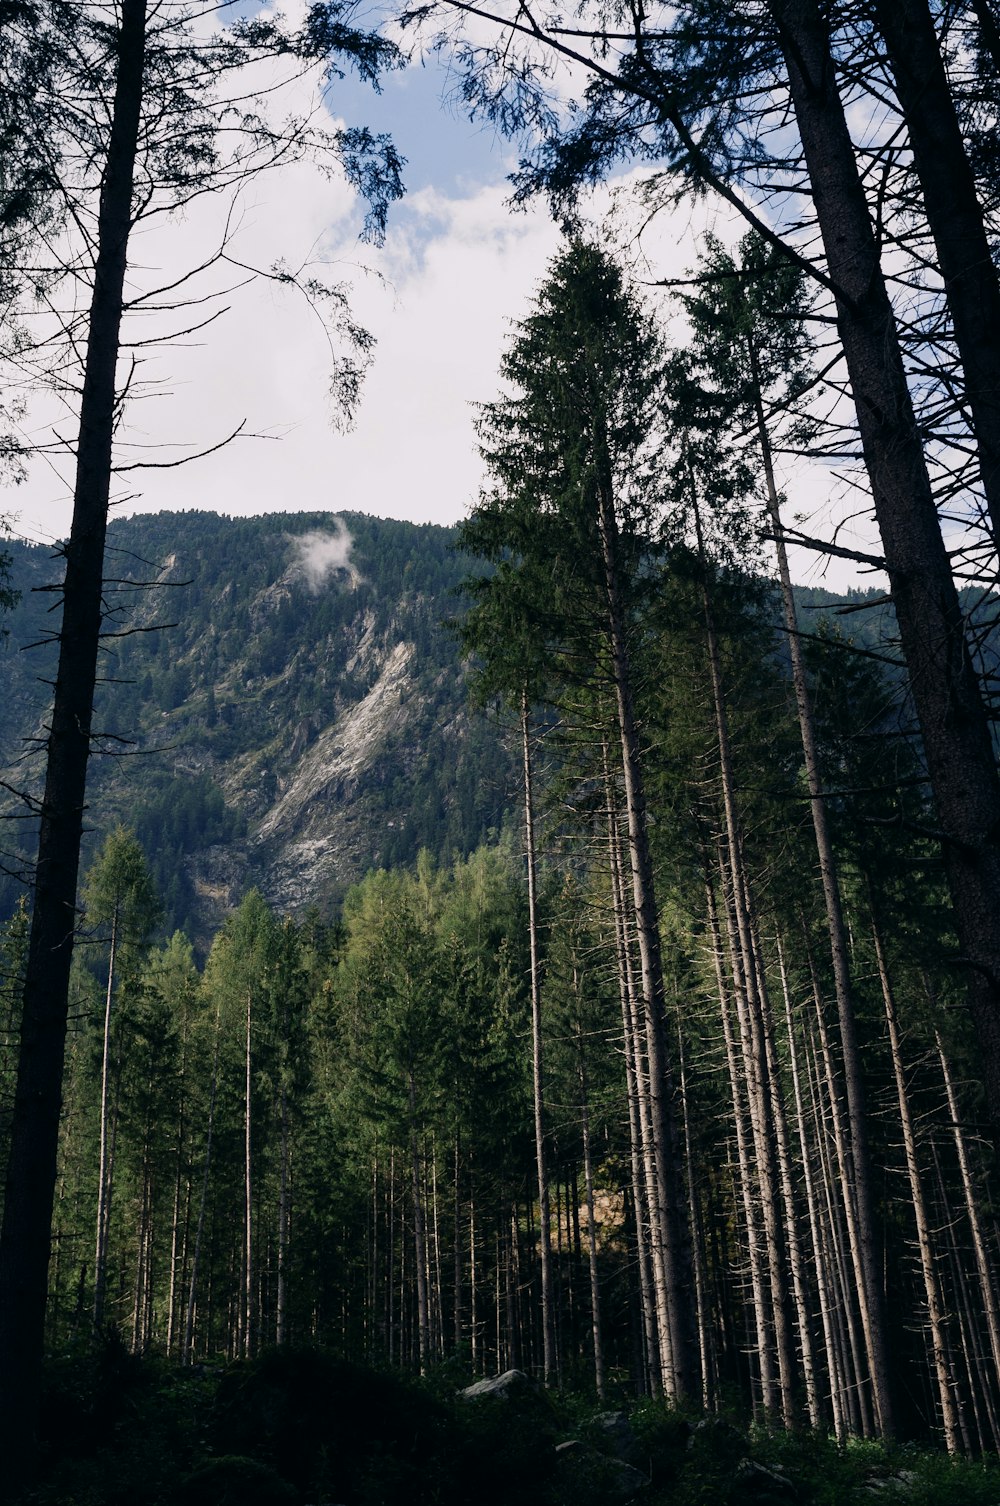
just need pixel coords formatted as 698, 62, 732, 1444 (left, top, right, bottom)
0, 508, 896, 942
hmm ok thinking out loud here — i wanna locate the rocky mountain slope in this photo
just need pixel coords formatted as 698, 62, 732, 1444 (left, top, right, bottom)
0, 511, 517, 939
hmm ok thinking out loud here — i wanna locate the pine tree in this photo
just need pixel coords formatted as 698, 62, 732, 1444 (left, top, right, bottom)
462, 238, 698, 1398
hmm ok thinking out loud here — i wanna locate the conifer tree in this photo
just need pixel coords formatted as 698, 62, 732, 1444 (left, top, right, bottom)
0, 2, 403, 1459
462, 238, 698, 1398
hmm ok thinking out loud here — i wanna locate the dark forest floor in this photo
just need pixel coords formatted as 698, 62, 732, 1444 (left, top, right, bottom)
15, 1342, 1000, 1506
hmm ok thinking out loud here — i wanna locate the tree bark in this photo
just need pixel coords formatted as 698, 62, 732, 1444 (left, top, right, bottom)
409, 1090, 431, 1372
596, 486, 696, 1400
607, 781, 661, 1393
768, 0, 1000, 1180
936, 1028, 1000, 1406
521, 692, 557, 1383
94, 902, 120, 1333
778, 939, 844, 1437
874, 0, 1000, 550
576, 1013, 606, 1400
0, 2, 147, 1465
873, 914, 960, 1450
185, 1005, 220, 1362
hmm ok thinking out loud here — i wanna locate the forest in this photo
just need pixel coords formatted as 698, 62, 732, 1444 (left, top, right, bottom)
4, 0, 1000, 1501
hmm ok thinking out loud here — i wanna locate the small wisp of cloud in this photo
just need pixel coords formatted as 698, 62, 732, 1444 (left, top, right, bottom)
287, 521, 361, 593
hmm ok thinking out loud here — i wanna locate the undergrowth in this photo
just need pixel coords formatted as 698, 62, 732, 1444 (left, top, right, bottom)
14, 1341, 1000, 1506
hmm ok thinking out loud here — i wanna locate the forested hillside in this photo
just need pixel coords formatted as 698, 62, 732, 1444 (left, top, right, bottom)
0, 511, 519, 939
2, 491, 998, 1474
0, 508, 907, 943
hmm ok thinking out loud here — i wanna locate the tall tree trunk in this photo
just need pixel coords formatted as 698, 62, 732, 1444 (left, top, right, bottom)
707, 867, 775, 1417
409, 1075, 430, 1373
761, 938, 820, 1428
94, 902, 120, 1333
677, 1020, 713, 1409
698, 547, 796, 1425
810, 1007, 874, 1436
605, 755, 662, 1394
576, 1016, 606, 1400
768, 0, 1000, 1188
749, 329, 894, 1432
243, 985, 253, 1359
596, 487, 696, 1400
521, 692, 557, 1383
276, 1077, 290, 1347
874, 0, 1000, 549
453, 1136, 463, 1354
931, 1140, 985, 1452
165, 1008, 189, 1358
873, 914, 960, 1450
936, 1028, 1000, 1404
185, 1006, 221, 1362
779, 939, 844, 1437
0, 0, 148, 1470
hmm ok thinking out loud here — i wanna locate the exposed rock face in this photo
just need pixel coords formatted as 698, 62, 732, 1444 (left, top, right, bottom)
255, 640, 416, 910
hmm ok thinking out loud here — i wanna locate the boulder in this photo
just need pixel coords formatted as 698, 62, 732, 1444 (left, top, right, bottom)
460, 1369, 535, 1402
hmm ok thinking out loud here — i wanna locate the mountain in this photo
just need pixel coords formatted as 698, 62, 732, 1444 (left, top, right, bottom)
0, 511, 518, 941
1, 508, 940, 943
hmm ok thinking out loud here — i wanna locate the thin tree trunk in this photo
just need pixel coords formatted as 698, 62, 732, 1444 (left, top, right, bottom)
810, 1018, 872, 1436
707, 867, 774, 1418
453, 1136, 462, 1354
409, 1073, 430, 1373
606, 754, 662, 1394
165, 1006, 189, 1358
243, 985, 252, 1359
698, 553, 795, 1425
184, 1006, 221, 1363
936, 1028, 1000, 1406
596, 487, 696, 1400
276, 1076, 290, 1346
873, 916, 960, 1450
932, 1140, 983, 1452
388, 1146, 396, 1366
750, 330, 894, 1434
431, 1143, 444, 1360
677, 1021, 712, 1410
779, 939, 844, 1438
762, 937, 820, 1428
469, 1165, 478, 1373
94, 903, 120, 1333
576, 1016, 606, 1400
521, 692, 557, 1384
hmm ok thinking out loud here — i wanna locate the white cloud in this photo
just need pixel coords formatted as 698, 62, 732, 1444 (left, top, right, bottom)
4, 68, 879, 594
286, 520, 361, 591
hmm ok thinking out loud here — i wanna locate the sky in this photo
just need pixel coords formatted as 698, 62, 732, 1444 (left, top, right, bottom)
4, 24, 880, 593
